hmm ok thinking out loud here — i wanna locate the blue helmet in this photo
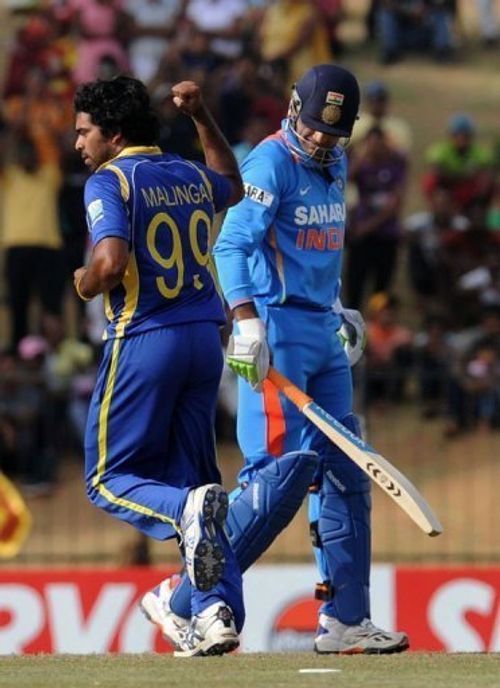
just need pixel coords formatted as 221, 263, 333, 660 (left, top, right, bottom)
291, 64, 360, 138
285, 64, 360, 167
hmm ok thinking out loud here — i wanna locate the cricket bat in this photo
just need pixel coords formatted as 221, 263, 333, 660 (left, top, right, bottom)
267, 366, 443, 537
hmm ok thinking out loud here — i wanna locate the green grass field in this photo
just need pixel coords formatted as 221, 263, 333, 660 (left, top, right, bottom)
1, 653, 499, 688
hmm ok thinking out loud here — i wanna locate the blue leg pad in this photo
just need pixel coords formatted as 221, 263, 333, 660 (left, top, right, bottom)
308, 413, 372, 624
227, 450, 317, 571
170, 450, 317, 620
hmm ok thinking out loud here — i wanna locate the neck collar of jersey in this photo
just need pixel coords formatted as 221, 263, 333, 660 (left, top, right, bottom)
116, 146, 162, 158
97, 146, 162, 172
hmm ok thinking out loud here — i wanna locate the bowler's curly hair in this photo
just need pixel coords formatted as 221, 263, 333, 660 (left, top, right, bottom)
74, 75, 160, 145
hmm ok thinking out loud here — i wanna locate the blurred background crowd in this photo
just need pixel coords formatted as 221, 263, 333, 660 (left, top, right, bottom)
0, 0, 499, 511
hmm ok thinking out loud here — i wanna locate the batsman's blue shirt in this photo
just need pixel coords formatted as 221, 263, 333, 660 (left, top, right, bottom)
84, 146, 229, 339
213, 126, 347, 313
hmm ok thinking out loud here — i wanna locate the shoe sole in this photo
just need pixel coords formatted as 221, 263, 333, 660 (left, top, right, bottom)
185, 486, 229, 592
174, 636, 239, 658
314, 638, 410, 655
203, 637, 240, 656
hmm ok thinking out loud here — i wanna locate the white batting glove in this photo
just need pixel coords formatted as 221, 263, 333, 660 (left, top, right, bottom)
226, 318, 270, 392
335, 303, 366, 367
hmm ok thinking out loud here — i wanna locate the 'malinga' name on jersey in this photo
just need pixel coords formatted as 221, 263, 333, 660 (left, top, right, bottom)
141, 182, 212, 208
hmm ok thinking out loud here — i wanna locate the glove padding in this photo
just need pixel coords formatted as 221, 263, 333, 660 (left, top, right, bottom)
337, 307, 366, 366
226, 318, 270, 392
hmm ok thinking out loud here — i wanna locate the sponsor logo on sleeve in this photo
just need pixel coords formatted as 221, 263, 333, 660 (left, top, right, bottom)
87, 199, 104, 228
244, 182, 274, 208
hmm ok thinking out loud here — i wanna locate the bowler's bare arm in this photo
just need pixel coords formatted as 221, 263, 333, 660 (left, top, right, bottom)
171, 80, 243, 207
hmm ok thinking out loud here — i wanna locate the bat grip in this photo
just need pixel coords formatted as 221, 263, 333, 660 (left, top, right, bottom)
267, 366, 312, 410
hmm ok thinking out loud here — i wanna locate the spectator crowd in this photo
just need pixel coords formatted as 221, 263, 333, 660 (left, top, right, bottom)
1, 0, 500, 498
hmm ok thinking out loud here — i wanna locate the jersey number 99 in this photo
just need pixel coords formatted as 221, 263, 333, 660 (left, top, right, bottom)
146, 209, 211, 299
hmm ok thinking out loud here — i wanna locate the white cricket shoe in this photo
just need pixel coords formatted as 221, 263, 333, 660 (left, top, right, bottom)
174, 603, 239, 658
181, 484, 228, 592
139, 577, 189, 650
314, 615, 409, 654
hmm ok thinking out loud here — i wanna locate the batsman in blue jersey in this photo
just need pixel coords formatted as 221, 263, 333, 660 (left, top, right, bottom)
217, 64, 409, 654
73, 75, 244, 657
144, 64, 409, 655
215, 63, 409, 654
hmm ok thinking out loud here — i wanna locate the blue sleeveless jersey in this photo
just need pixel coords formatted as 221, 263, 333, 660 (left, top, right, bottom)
84, 146, 229, 339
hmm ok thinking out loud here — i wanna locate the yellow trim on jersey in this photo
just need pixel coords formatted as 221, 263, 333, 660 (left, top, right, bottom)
115, 146, 162, 159
208, 253, 225, 308
98, 163, 139, 338
96, 146, 162, 173
115, 252, 140, 338
269, 225, 286, 303
104, 293, 114, 325
105, 164, 130, 202
92, 337, 180, 534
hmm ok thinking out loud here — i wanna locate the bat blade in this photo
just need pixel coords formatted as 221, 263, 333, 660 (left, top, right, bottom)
267, 366, 443, 537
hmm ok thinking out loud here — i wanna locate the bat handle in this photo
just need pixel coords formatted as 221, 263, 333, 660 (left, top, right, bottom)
267, 367, 312, 411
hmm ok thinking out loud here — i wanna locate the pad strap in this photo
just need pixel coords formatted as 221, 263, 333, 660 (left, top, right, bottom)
315, 581, 333, 602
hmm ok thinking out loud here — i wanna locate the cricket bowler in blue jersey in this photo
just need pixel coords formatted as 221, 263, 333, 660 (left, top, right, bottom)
73, 75, 243, 657
215, 64, 409, 654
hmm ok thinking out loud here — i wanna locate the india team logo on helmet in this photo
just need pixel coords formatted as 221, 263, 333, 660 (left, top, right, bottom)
321, 104, 341, 127
322, 90, 344, 126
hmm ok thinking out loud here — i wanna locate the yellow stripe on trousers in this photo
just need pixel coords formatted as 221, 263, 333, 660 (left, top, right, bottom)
91, 337, 181, 534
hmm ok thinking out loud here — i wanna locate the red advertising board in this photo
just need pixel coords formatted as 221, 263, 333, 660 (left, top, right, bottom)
396, 567, 500, 652
0, 568, 175, 654
0, 565, 498, 653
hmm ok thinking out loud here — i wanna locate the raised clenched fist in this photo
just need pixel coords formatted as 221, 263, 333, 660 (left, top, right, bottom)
171, 81, 203, 117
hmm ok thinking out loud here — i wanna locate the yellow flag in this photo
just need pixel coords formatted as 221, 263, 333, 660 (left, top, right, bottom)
0, 472, 32, 558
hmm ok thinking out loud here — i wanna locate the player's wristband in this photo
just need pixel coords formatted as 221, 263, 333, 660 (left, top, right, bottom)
75, 277, 93, 302
236, 317, 266, 338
